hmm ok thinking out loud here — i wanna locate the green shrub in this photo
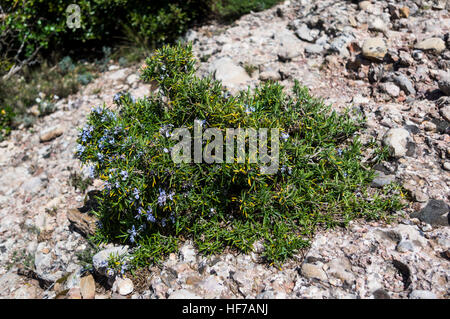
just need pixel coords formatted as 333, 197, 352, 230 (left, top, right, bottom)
76, 43, 403, 267
0, 1, 282, 72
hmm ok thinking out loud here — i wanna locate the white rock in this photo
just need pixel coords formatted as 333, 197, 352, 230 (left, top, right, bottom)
382, 128, 413, 158
414, 38, 446, 54
179, 242, 197, 263
362, 38, 387, 61
409, 290, 437, 299
168, 289, 202, 299
301, 263, 328, 281
208, 57, 250, 86
115, 277, 134, 296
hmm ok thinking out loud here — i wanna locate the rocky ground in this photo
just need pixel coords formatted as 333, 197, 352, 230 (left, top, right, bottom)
0, 0, 449, 299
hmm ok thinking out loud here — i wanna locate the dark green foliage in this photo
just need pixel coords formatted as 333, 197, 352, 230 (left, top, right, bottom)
76, 43, 403, 267
0, 0, 282, 71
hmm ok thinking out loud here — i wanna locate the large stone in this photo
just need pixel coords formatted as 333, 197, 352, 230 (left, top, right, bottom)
295, 23, 318, 43
107, 69, 128, 82
362, 38, 387, 61
325, 258, 355, 285
359, 1, 373, 12
114, 277, 134, 296
179, 242, 197, 263
39, 126, 63, 142
276, 31, 303, 61
393, 73, 416, 95
208, 57, 250, 86
369, 18, 388, 33
414, 38, 446, 54
382, 128, 414, 158
300, 263, 327, 282
371, 171, 396, 188
80, 274, 96, 299
411, 199, 449, 226
409, 290, 437, 299
379, 82, 400, 98
67, 208, 98, 237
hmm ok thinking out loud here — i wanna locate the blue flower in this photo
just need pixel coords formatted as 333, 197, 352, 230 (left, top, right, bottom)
244, 104, 255, 114
337, 148, 343, 156
280, 132, 289, 141
147, 213, 156, 223
133, 188, 140, 200
113, 93, 122, 104
128, 225, 138, 243
120, 170, 128, 180
75, 144, 85, 156
88, 166, 96, 179
91, 106, 103, 114
97, 152, 104, 161
157, 189, 167, 206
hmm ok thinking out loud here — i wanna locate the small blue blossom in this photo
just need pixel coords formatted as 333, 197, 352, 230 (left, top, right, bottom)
128, 225, 138, 243
147, 212, 156, 223
120, 170, 128, 181
280, 132, 289, 141
157, 188, 167, 206
75, 144, 85, 156
88, 166, 96, 179
91, 106, 103, 114
244, 104, 255, 114
133, 188, 140, 200
337, 148, 343, 156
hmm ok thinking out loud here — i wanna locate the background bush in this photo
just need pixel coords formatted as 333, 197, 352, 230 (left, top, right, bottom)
0, 0, 282, 140
76, 43, 403, 267
0, 0, 282, 73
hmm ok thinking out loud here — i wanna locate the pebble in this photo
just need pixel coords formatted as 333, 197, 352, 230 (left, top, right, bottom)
382, 128, 413, 158
410, 199, 449, 226
80, 274, 96, 299
379, 82, 400, 97
208, 57, 251, 86
362, 38, 387, 61
115, 277, 134, 296
393, 73, 416, 96
39, 126, 63, 142
414, 38, 446, 54
300, 263, 328, 282
396, 240, 415, 252
409, 290, 437, 299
